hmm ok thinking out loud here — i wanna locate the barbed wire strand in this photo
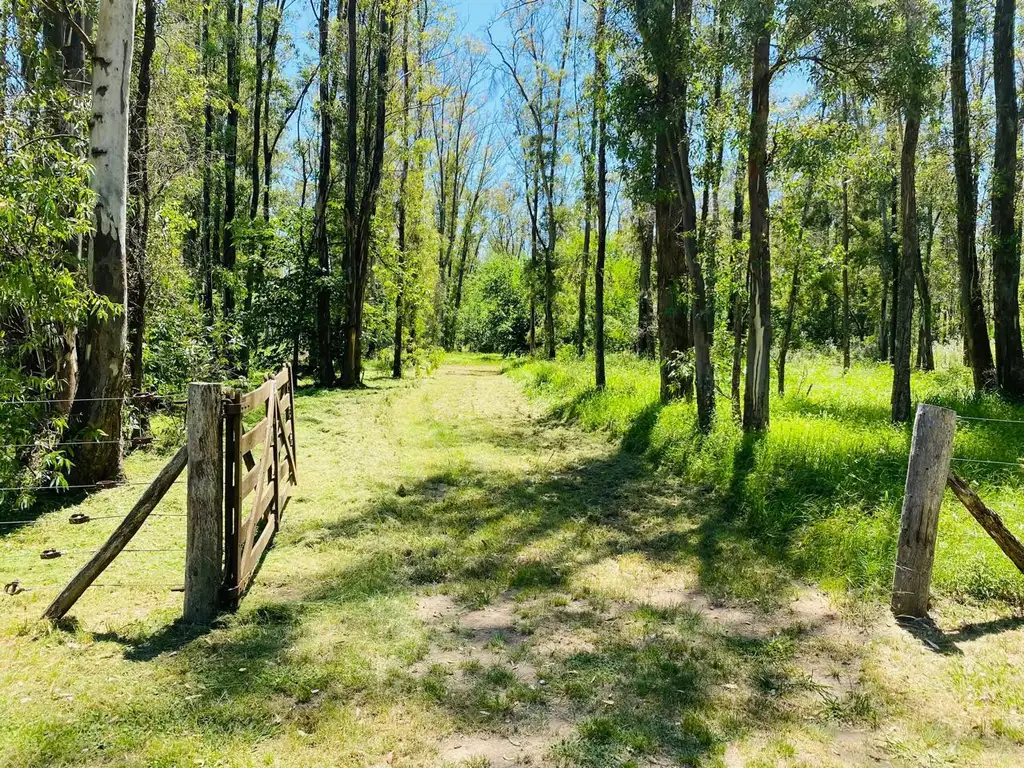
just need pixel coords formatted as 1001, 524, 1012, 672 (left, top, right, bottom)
5, 583, 185, 593
951, 457, 1023, 468
0, 438, 159, 450
955, 414, 1024, 425
0, 393, 186, 407
0, 513, 186, 527
0, 478, 186, 492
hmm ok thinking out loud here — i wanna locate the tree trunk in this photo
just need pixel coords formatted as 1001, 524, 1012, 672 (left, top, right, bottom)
888, 184, 899, 363
648, 0, 715, 432
594, 0, 607, 389
992, 0, 1024, 397
222, 0, 241, 370
394, 13, 411, 379
541, 4, 574, 361
743, 12, 772, 432
636, 212, 655, 358
127, 0, 157, 397
730, 153, 746, 419
916, 208, 937, 371
201, 6, 215, 323
778, 260, 800, 397
892, 109, 921, 424
656, 135, 692, 402
577, 102, 596, 357
72, 0, 137, 483
841, 128, 851, 370
43, 9, 87, 420
313, 0, 334, 387
878, 193, 891, 360
951, 0, 995, 390
339, 4, 392, 388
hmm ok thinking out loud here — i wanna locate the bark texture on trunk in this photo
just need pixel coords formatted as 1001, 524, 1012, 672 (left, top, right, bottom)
636, 212, 655, 358
951, 0, 995, 390
743, 15, 772, 432
841, 171, 851, 370
222, 0, 241, 371
992, 0, 1024, 397
730, 153, 746, 419
394, 14, 412, 379
655, 134, 692, 402
339, 4, 392, 387
313, 0, 334, 386
128, 0, 157, 396
892, 110, 921, 424
73, 0, 137, 483
778, 261, 800, 397
201, 7, 215, 322
577, 101, 596, 357
594, 0, 607, 389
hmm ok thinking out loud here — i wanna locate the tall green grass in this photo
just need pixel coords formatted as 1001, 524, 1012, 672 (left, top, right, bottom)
511, 352, 1024, 606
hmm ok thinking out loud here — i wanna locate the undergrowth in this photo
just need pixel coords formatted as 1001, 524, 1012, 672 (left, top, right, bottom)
510, 352, 1024, 607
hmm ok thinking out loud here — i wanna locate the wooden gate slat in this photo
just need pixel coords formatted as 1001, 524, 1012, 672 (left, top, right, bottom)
226, 365, 297, 604
239, 417, 269, 455
240, 379, 274, 414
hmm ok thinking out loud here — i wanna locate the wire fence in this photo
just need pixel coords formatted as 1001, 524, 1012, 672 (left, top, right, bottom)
946, 411, 1024, 480
0, 393, 187, 407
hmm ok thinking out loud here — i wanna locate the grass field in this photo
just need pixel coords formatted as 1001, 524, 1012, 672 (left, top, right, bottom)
510, 351, 1024, 609
1, 353, 1023, 767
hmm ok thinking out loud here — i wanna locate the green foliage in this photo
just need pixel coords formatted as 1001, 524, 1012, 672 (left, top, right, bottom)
0, 82, 98, 497
458, 254, 532, 355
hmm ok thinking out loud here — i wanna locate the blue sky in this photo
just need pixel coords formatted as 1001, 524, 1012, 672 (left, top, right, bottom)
452, 0, 504, 36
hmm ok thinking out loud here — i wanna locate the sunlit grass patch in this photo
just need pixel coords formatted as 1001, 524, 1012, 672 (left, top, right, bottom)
512, 352, 1024, 607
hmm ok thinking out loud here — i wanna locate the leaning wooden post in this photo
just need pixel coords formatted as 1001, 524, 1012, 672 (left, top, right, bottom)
891, 403, 957, 618
184, 383, 223, 624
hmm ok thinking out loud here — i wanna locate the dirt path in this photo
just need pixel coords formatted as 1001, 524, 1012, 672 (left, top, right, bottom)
2, 356, 1023, 767
276, 357, 1024, 767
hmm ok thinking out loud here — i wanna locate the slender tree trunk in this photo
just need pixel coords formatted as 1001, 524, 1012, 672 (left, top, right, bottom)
636, 212, 655, 358
656, 135, 692, 402
238, 0, 267, 371
313, 0, 333, 387
888, 184, 899, 363
201, 7, 215, 323
916, 208, 937, 371
45, 9, 87, 420
222, 0, 241, 370
892, 109, 921, 424
992, 0, 1024, 397
340, 5, 392, 387
594, 0, 608, 389
73, 0, 137, 483
528, 159, 539, 355
778, 261, 800, 397
127, 0, 156, 397
841, 112, 851, 371
730, 153, 746, 419
951, 0, 995, 390
542, 4, 574, 361
577, 102, 596, 357
743, 11, 772, 432
878, 193, 890, 359
394, 13, 411, 379
697, 12, 726, 341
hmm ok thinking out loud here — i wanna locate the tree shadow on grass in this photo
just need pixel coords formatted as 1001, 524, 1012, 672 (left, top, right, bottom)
898, 614, 1024, 657
8, 390, 882, 767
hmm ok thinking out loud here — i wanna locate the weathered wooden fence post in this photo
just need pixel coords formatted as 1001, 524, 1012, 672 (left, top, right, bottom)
184, 383, 223, 624
891, 403, 957, 618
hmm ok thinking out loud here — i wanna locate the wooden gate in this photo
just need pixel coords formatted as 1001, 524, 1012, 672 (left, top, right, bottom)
223, 365, 298, 604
